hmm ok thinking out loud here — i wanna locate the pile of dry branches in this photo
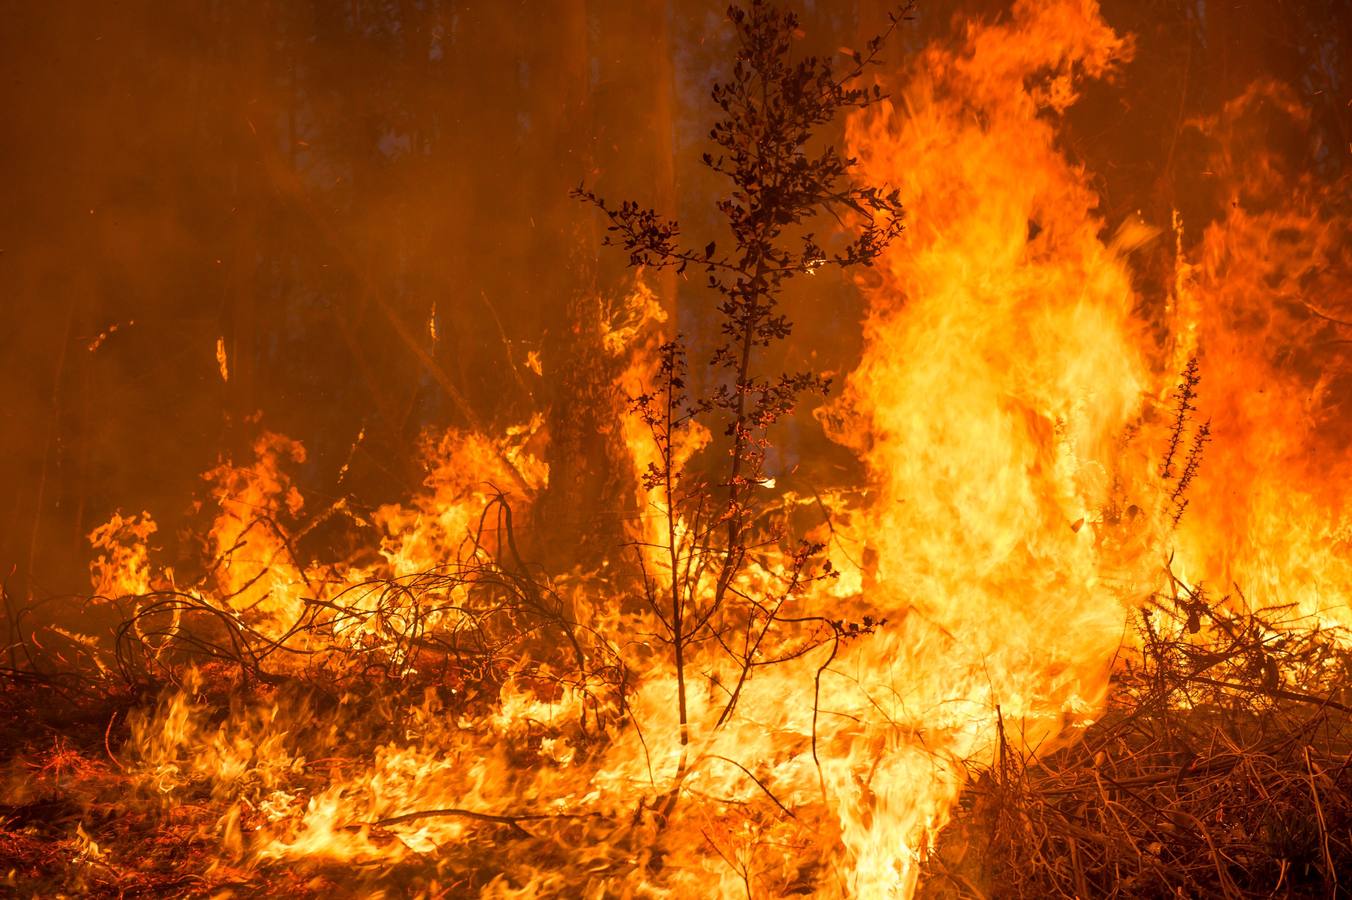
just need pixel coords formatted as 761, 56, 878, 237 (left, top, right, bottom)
0, 493, 629, 897
927, 573, 1352, 898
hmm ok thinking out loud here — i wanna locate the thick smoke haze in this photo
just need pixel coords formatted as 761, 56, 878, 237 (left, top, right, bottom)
2, 0, 1346, 598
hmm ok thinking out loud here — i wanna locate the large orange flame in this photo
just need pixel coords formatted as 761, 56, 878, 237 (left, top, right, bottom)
808, 1, 1157, 890
1170, 82, 1352, 631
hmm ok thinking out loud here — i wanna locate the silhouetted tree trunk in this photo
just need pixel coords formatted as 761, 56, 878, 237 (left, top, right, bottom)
530, 0, 627, 570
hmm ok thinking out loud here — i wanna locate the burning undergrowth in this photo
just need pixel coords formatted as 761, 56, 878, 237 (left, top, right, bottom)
929, 574, 1352, 898
5, 0, 1352, 897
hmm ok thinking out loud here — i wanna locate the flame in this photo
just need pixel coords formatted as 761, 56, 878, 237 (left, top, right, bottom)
799, 1, 1155, 890
373, 416, 548, 575
1169, 82, 1352, 630
202, 431, 310, 626
216, 336, 230, 382
89, 511, 158, 597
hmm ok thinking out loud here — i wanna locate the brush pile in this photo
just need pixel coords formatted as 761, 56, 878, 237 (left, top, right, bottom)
1, 494, 631, 898
928, 573, 1352, 898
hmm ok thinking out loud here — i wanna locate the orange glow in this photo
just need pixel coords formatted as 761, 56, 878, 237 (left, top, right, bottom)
36, 1, 1352, 896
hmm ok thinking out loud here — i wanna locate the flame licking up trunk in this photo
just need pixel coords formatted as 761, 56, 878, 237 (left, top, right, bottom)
10, 0, 1351, 896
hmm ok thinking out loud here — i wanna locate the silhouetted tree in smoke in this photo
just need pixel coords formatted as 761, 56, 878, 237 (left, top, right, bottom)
576, 0, 910, 753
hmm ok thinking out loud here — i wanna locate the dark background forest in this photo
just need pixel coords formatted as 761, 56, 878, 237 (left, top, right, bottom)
2, 0, 1348, 598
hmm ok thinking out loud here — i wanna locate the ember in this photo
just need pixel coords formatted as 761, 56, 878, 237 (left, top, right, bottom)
3, 0, 1350, 897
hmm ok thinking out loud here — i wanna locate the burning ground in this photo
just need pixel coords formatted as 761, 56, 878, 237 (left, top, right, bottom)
4, 0, 1352, 897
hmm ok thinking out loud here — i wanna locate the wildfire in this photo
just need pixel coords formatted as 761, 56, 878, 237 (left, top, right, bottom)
7, 0, 1351, 897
